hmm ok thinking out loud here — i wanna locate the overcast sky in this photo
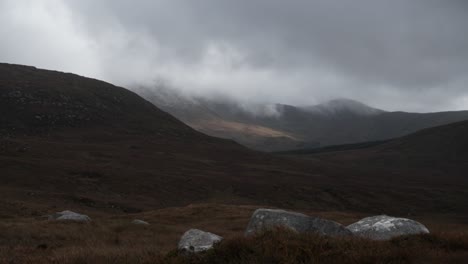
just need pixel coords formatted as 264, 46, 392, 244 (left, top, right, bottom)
1, 0, 467, 112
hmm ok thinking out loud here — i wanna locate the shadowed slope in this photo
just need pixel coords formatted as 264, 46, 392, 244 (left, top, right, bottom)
376, 120, 468, 158
283, 120, 468, 220
0, 63, 195, 137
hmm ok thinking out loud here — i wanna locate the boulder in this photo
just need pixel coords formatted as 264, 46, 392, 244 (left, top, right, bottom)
48, 210, 91, 222
178, 229, 223, 253
132, 219, 150, 225
347, 215, 429, 240
245, 209, 351, 237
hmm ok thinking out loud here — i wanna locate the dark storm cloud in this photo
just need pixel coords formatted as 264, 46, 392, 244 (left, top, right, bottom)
1, 0, 468, 111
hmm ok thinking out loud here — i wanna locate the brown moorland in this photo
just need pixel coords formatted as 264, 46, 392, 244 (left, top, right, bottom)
0, 63, 467, 263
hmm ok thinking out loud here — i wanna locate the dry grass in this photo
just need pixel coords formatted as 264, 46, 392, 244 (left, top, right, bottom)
2, 227, 467, 264
0, 204, 466, 263
173, 229, 468, 264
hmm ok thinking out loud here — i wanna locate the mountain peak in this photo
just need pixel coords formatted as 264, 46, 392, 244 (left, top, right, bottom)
305, 98, 385, 116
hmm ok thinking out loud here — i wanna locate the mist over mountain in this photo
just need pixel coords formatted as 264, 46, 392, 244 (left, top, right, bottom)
135, 86, 468, 151
304, 99, 385, 116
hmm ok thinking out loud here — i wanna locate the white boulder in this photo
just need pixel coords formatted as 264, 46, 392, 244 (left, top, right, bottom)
347, 215, 429, 240
48, 210, 91, 222
178, 229, 223, 253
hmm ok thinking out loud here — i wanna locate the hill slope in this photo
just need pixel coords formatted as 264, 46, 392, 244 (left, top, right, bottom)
0, 63, 195, 137
375, 120, 468, 158
280, 121, 468, 157
283, 120, 468, 219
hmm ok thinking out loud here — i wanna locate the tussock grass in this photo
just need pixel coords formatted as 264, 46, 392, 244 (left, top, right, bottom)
0, 204, 467, 263
1, 224, 467, 264
172, 229, 468, 264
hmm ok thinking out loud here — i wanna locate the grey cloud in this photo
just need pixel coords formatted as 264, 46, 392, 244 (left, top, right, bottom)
1, 0, 468, 112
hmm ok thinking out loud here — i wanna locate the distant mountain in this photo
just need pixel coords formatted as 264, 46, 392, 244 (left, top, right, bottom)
135, 87, 307, 151
303, 98, 384, 116
135, 87, 468, 151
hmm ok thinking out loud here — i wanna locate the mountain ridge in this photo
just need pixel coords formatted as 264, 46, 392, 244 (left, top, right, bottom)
302, 98, 385, 116
135, 86, 468, 151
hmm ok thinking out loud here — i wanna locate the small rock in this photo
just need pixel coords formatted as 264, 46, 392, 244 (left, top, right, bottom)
347, 215, 429, 240
132, 219, 149, 225
245, 208, 352, 237
178, 229, 223, 253
48, 210, 91, 222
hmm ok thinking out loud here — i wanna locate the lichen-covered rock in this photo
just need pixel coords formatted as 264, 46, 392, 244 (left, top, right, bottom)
132, 219, 150, 225
245, 209, 351, 237
347, 215, 429, 240
48, 210, 91, 222
178, 229, 223, 253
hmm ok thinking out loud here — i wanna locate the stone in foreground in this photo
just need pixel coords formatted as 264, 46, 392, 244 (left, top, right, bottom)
178, 229, 223, 253
48, 210, 91, 222
347, 215, 429, 240
132, 219, 150, 225
245, 209, 351, 237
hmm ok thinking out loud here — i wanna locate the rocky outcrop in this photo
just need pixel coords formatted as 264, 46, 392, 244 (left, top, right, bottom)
245, 209, 351, 237
48, 210, 91, 222
347, 215, 430, 240
178, 229, 223, 253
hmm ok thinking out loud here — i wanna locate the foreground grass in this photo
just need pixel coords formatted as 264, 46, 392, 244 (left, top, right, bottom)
0, 204, 467, 263
172, 229, 468, 264
1, 226, 467, 264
